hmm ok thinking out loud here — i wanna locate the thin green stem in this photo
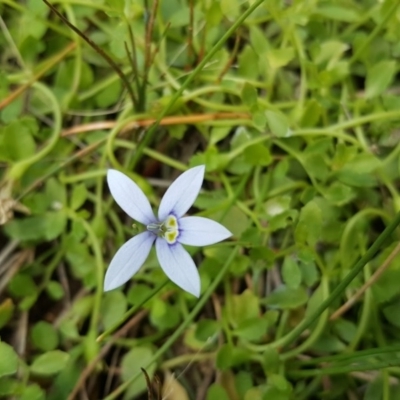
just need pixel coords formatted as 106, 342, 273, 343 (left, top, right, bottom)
8, 83, 61, 179
293, 344, 400, 366
289, 358, 400, 377
66, 209, 104, 360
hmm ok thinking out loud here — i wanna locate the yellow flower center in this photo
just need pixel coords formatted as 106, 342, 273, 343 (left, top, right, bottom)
163, 215, 179, 244
147, 215, 179, 244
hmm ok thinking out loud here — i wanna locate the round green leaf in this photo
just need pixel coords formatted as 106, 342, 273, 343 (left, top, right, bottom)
31, 322, 59, 351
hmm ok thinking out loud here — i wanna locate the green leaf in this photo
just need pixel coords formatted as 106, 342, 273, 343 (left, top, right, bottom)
238, 45, 259, 79
234, 317, 268, 342
216, 344, 250, 370
383, 299, 400, 328
104, 0, 125, 15
206, 384, 230, 400
301, 99, 322, 127
204, 2, 222, 26
126, 284, 152, 306
295, 200, 322, 247
30, 351, 69, 376
249, 246, 275, 265
282, 256, 301, 289
252, 109, 268, 130
244, 143, 272, 166
31, 322, 59, 351
263, 374, 293, 400
210, 206, 248, 238
298, 257, 319, 288
250, 26, 270, 55
262, 347, 280, 374
264, 285, 308, 309
315, 5, 360, 22
0, 117, 37, 162
46, 178, 66, 207
150, 298, 180, 329
230, 289, 259, 326
305, 284, 325, 320
268, 209, 298, 232
95, 79, 122, 107
0, 378, 21, 397
364, 375, 384, 400
46, 281, 65, 300
121, 347, 156, 399
65, 240, 94, 279
230, 254, 250, 277
323, 182, 355, 206
333, 319, 357, 344
1, 96, 23, 124
335, 170, 377, 187
71, 295, 94, 322
235, 372, 253, 400
195, 319, 220, 342
0, 299, 14, 329
0, 342, 19, 378
43, 211, 67, 241
366, 60, 396, 98
210, 127, 231, 145
100, 291, 127, 330
265, 110, 291, 137
8, 274, 37, 298
190, 145, 230, 172
314, 40, 349, 66
267, 48, 295, 69
311, 334, 346, 353
5, 212, 66, 242
372, 265, 400, 304
59, 320, 79, 340
241, 83, 258, 108
344, 153, 382, 174
19, 384, 45, 400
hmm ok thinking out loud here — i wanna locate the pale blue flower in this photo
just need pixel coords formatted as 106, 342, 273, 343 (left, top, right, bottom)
104, 165, 232, 297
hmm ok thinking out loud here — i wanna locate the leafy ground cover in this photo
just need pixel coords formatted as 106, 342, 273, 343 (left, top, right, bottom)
1, 0, 400, 399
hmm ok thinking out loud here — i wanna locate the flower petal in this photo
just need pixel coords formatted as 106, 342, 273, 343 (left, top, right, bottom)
158, 165, 205, 221
107, 169, 156, 225
155, 239, 200, 297
178, 216, 232, 246
104, 231, 155, 291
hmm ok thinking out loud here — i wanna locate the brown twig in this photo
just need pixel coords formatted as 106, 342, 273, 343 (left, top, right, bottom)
60, 112, 251, 137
